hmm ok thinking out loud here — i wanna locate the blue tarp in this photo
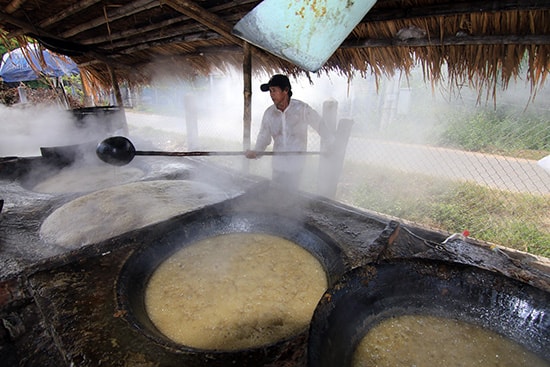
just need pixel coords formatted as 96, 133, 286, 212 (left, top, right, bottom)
0, 44, 79, 82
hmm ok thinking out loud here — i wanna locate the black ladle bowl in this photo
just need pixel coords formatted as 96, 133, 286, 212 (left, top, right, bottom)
96, 136, 321, 166
96, 136, 137, 166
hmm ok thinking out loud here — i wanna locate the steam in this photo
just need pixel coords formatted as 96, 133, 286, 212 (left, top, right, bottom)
0, 103, 120, 157
126, 65, 356, 191
3, 61, 545, 194
127, 62, 549, 198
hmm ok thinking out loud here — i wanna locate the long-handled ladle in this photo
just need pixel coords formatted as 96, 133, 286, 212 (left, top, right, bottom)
96, 136, 320, 166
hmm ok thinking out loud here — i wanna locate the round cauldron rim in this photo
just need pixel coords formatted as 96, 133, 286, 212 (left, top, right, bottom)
308, 258, 550, 367
115, 210, 348, 359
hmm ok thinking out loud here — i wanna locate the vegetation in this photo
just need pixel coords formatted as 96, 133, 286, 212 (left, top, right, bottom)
337, 164, 550, 257
1, 35, 84, 107
438, 108, 550, 159
337, 105, 550, 258
126, 104, 550, 258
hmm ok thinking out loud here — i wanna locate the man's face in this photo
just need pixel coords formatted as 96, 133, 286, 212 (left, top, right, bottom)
269, 86, 287, 105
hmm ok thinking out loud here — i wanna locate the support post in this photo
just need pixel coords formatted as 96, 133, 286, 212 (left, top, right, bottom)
242, 42, 252, 173
318, 117, 354, 198
184, 93, 199, 150
108, 65, 123, 107
17, 85, 27, 103
107, 64, 128, 135
79, 71, 93, 106
318, 100, 338, 197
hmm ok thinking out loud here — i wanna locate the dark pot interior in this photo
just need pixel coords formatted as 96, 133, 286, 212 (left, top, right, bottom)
308, 259, 550, 367
71, 106, 127, 134
39, 141, 99, 165
116, 209, 347, 366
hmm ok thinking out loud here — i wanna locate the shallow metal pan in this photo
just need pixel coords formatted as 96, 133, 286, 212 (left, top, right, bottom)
116, 209, 348, 367
308, 258, 550, 367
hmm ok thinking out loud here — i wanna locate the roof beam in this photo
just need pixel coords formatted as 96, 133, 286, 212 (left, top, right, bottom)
81, 14, 192, 45
364, 0, 550, 22
40, 0, 103, 28
4, 0, 27, 14
117, 31, 222, 54
0, 9, 41, 35
160, 0, 277, 67
60, 0, 159, 38
101, 24, 210, 50
343, 34, 550, 49
0, 9, 128, 69
7, 0, 103, 38
77, 44, 243, 67
161, 0, 243, 45
98, 13, 243, 50
80, 5, 247, 46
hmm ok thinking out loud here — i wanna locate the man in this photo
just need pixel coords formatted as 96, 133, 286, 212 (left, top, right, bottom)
245, 74, 330, 189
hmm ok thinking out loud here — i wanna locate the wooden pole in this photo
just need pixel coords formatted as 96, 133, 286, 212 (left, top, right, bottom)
318, 116, 354, 199
79, 71, 93, 106
107, 65, 123, 107
184, 93, 199, 150
318, 100, 338, 197
242, 41, 252, 173
107, 64, 129, 135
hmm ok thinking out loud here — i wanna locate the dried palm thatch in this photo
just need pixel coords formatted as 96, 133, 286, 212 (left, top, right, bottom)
0, 0, 548, 100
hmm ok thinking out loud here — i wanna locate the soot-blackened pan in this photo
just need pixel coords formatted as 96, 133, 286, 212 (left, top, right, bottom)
116, 209, 348, 367
308, 259, 550, 367
40, 141, 98, 165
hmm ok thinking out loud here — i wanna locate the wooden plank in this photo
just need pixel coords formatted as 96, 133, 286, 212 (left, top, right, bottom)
343, 34, 550, 49
8, 0, 104, 38
40, 0, 103, 28
363, 0, 550, 23
4, 0, 27, 14
83, 12, 244, 47
114, 32, 222, 54
318, 118, 354, 199
242, 41, 252, 152
162, 0, 242, 45
1, 10, 49, 35
60, 0, 159, 38
81, 14, 191, 45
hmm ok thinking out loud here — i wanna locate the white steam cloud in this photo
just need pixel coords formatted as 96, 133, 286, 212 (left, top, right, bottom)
0, 104, 119, 157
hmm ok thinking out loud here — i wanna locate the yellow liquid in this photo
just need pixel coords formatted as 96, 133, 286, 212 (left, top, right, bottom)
353, 314, 549, 367
145, 233, 327, 350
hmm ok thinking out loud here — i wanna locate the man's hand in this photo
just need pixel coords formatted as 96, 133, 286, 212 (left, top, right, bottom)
245, 150, 258, 159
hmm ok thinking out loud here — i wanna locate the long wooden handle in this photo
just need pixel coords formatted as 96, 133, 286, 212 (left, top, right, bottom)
134, 150, 321, 157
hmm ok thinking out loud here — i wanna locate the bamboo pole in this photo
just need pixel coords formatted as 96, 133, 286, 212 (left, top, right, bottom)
107, 65, 129, 134
5, 0, 27, 14
162, 0, 240, 44
60, 0, 158, 38
40, 0, 102, 28
242, 41, 252, 173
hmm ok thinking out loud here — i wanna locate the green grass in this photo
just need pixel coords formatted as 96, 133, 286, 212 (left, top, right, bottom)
127, 111, 550, 259
336, 107, 550, 258
437, 109, 550, 159
337, 163, 550, 258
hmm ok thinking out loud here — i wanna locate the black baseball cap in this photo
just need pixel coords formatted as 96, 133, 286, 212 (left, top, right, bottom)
260, 74, 291, 92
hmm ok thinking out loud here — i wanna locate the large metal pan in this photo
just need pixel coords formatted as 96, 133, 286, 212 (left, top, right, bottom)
40, 141, 98, 164
308, 259, 550, 367
116, 209, 347, 367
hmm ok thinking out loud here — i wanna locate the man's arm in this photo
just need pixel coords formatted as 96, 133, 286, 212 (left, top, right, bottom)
246, 112, 272, 159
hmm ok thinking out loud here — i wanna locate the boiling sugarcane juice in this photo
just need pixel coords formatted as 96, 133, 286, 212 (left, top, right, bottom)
353, 314, 549, 367
145, 233, 328, 350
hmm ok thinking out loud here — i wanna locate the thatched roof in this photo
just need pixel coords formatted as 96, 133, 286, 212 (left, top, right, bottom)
1, 0, 549, 94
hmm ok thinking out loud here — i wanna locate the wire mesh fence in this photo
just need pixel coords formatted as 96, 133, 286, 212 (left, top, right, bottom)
126, 74, 550, 258
333, 135, 550, 255
128, 108, 549, 258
